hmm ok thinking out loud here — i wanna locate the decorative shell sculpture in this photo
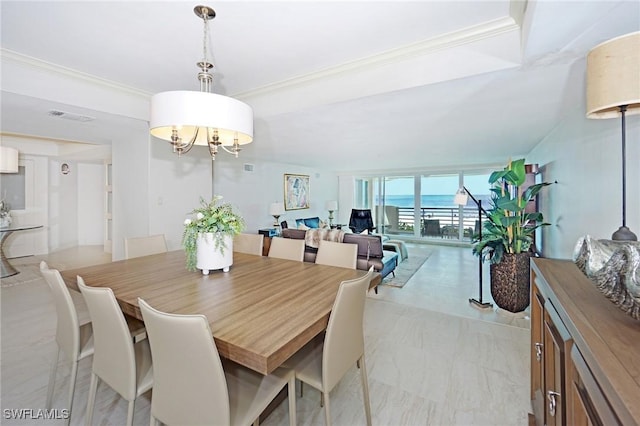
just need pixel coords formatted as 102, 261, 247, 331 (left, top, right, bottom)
573, 235, 640, 320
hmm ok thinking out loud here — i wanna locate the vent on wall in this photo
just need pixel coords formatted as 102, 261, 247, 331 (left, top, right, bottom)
243, 163, 254, 172
48, 110, 96, 122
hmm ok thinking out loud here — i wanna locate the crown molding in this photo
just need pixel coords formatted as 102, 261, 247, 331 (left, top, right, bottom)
0, 131, 104, 146
236, 17, 520, 100
0, 49, 151, 99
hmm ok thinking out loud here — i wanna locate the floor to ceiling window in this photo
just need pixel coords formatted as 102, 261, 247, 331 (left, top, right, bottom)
373, 176, 416, 235
420, 174, 460, 239
356, 170, 492, 242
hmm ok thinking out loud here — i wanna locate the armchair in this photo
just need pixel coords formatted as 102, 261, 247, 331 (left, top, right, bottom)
422, 219, 442, 237
349, 209, 376, 234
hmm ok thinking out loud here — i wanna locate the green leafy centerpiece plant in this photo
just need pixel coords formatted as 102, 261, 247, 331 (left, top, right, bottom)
182, 196, 245, 274
472, 158, 552, 312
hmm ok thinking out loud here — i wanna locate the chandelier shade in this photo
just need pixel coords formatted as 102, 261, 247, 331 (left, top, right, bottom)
149, 5, 253, 160
150, 91, 253, 146
586, 31, 640, 119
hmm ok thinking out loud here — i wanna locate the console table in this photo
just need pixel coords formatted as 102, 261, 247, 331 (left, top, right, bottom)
530, 258, 640, 425
0, 224, 43, 278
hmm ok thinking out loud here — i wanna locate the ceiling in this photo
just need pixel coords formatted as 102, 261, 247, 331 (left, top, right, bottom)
1, 1, 639, 172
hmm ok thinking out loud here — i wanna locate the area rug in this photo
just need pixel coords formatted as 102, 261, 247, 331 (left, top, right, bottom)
380, 245, 432, 288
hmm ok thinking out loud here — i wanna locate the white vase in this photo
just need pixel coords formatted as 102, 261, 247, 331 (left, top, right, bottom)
196, 233, 234, 275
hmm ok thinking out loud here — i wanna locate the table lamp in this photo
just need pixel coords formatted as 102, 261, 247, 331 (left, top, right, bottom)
269, 202, 284, 228
325, 200, 338, 226
586, 31, 639, 241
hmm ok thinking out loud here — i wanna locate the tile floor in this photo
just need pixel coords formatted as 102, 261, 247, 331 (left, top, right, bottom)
1, 243, 532, 425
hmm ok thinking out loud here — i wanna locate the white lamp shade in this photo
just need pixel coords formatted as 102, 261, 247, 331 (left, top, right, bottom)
150, 91, 254, 145
269, 202, 284, 216
0, 146, 19, 173
453, 189, 469, 206
325, 200, 338, 211
586, 31, 640, 119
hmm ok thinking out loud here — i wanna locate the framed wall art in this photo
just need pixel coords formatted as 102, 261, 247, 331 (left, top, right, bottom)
284, 174, 310, 210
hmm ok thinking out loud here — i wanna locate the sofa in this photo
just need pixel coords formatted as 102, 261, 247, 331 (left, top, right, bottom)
281, 228, 398, 288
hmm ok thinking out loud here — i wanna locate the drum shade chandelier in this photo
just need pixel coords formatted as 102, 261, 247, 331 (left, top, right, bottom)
586, 31, 639, 241
150, 5, 253, 160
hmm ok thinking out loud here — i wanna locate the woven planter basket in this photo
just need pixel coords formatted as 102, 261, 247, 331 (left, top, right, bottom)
490, 252, 532, 313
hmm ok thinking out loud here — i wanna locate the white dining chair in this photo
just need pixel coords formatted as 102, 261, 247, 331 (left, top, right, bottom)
77, 277, 153, 426
233, 233, 264, 256
40, 262, 94, 426
315, 240, 358, 269
285, 267, 374, 426
268, 237, 305, 262
124, 234, 167, 259
138, 298, 297, 426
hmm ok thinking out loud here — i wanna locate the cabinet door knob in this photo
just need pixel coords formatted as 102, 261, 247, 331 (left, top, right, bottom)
547, 390, 560, 417
535, 342, 543, 362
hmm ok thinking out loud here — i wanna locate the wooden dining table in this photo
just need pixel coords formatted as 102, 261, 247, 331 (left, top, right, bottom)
60, 250, 379, 375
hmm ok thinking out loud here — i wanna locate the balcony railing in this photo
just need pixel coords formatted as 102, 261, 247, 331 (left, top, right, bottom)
381, 206, 481, 240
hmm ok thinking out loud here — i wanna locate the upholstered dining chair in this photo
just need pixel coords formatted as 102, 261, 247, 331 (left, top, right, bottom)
233, 233, 264, 256
77, 277, 153, 426
40, 261, 94, 426
124, 234, 168, 259
268, 237, 305, 261
315, 240, 358, 269
137, 298, 297, 426
284, 268, 374, 426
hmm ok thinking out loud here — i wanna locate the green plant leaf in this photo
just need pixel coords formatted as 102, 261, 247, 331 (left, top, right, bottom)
471, 158, 552, 263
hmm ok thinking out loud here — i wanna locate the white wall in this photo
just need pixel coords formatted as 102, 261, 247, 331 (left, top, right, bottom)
148, 141, 212, 252
49, 158, 78, 250
213, 157, 339, 233
111, 125, 150, 260
528, 60, 640, 259
77, 163, 104, 245
338, 175, 356, 226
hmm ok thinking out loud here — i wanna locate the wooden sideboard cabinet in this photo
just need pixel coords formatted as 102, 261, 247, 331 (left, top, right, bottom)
530, 258, 640, 426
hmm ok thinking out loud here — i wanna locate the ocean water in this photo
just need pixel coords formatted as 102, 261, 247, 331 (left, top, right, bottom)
378, 194, 492, 208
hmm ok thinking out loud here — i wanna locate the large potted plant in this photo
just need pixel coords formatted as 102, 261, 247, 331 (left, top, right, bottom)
183, 196, 245, 275
472, 159, 552, 312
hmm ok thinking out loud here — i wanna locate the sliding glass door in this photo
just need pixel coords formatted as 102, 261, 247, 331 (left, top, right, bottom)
420, 174, 460, 239
374, 176, 416, 236
355, 171, 492, 242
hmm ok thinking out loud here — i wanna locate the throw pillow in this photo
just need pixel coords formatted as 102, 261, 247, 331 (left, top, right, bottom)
360, 229, 369, 235
298, 223, 310, 230
304, 217, 320, 228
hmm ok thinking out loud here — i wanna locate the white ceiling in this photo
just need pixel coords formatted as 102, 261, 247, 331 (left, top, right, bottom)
1, 1, 639, 171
